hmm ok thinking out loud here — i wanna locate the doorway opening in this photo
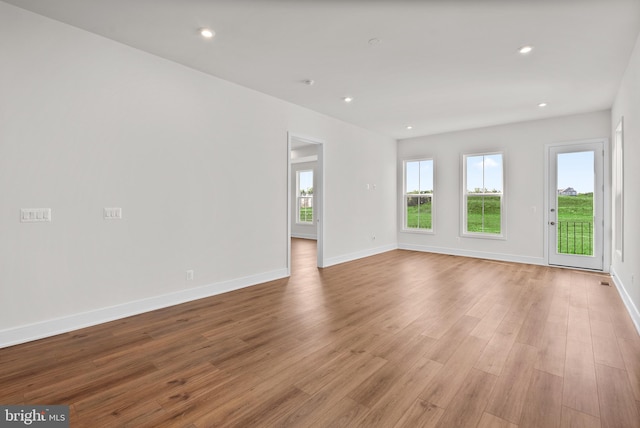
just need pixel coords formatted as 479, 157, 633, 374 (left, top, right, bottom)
290, 237, 319, 276
546, 140, 606, 270
287, 134, 324, 274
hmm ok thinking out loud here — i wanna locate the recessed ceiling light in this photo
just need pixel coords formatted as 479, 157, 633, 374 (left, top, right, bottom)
199, 28, 215, 39
519, 45, 533, 54
343, 96, 354, 103
302, 79, 315, 86
406, 125, 413, 130
538, 102, 548, 107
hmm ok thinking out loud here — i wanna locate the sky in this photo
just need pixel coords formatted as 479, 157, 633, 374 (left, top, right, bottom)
407, 152, 594, 194
298, 170, 313, 193
557, 151, 594, 193
406, 160, 433, 192
466, 154, 503, 192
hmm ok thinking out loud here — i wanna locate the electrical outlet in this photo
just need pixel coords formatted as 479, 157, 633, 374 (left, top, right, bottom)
186, 270, 194, 281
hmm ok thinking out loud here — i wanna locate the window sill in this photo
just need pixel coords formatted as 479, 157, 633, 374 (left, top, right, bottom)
461, 232, 506, 240
401, 228, 434, 235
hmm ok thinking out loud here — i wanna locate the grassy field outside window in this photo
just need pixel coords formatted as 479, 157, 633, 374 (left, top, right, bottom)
466, 195, 501, 233
404, 159, 433, 231
464, 153, 503, 236
296, 170, 313, 224
557, 193, 594, 255
458, 192, 593, 254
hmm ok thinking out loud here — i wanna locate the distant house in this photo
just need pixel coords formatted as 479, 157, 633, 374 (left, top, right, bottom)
558, 187, 578, 196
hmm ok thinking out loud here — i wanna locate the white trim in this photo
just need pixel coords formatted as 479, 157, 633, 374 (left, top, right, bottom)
295, 169, 314, 225
287, 135, 291, 276
545, 138, 609, 271
287, 133, 325, 269
291, 155, 318, 164
400, 229, 435, 236
398, 243, 546, 266
401, 158, 435, 233
316, 143, 325, 267
610, 266, 640, 336
461, 151, 506, 239
323, 244, 398, 268
460, 231, 507, 241
613, 118, 624, 262
0, 268, 288, 349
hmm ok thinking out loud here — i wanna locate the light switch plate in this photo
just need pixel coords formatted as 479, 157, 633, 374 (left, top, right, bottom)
21, 208, 51, 223
103, 207, 122, 219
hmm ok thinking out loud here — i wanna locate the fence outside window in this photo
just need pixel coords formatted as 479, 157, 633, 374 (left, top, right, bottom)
557, 221, 593, 256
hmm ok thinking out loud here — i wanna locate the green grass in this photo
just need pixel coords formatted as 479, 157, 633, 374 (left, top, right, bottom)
406, 207, 432, 229
406, 197, 432, 229
557, 193, 593, 255
466, 195, 501, 234
406, 193, 594, 256
557, 193, 593, 222
299, 207, 313, 223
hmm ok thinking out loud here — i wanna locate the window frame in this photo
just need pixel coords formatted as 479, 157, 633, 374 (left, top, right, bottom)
614, 117, 624, 261
461, 151, 506, 239
296, 169, 314, 225
402, 158, 435, 234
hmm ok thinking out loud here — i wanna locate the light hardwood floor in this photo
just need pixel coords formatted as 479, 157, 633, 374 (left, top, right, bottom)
1, 238, 639, 427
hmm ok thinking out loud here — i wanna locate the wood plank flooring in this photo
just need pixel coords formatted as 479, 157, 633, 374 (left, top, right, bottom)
1, 238, 639, 427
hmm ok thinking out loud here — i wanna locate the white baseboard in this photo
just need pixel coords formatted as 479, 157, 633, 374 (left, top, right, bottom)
398, 243, 546, 266
610, 266, 640, 336
0, 268, 288, 349
323, 243, 398, 267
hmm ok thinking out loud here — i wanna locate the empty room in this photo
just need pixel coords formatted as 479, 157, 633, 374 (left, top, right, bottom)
1, 0, 639, 427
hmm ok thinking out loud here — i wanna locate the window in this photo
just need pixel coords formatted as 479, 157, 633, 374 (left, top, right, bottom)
296, 170, 313, 224
403, 159, 434, 231
463, 153, 504, 236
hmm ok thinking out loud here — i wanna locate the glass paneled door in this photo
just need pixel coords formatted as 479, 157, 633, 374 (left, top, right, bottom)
548, 142, 604, 270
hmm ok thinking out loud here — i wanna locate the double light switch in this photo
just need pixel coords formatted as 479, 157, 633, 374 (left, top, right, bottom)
20, 208, 51, 222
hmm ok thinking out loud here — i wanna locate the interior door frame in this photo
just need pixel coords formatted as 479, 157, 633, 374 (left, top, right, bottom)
287, 133, 325, 274
543, 138, 610, 271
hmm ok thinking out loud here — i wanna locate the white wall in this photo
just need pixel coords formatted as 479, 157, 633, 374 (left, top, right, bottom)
397, 111, 610, 265
611, 30, 640, 332
291, 145, 318, 160
0, 2, 396, 346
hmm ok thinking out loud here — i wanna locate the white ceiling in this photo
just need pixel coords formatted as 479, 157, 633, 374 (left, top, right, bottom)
4, 0, 640, 139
